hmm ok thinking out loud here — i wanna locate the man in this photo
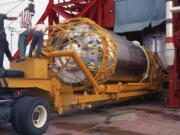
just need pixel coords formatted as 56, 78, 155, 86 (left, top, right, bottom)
29, 23, 48, 58
17, 7, 33, 62
0, 13, 17, 68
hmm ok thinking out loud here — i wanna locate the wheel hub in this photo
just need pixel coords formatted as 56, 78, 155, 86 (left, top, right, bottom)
32, 105, 47, 128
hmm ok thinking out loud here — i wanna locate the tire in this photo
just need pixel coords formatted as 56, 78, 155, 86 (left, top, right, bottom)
11, 97, 51, 135
19, 97, 51, 135
11, 96, 34, 133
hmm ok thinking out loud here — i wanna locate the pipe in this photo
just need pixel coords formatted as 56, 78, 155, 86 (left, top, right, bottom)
165, 0, 175, 66
48, 50, 103, 93
171, 6, 180, 13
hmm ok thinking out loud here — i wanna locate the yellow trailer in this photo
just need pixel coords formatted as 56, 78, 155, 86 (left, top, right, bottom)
0, 18, 166, 135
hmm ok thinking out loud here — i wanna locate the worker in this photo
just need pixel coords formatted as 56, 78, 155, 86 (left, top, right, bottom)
29, 22, 48, 58
16, 7, 33, 62
0, 13, 17, 68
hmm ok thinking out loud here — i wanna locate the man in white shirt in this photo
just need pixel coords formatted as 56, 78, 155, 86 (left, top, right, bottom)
29, 22, 48, 58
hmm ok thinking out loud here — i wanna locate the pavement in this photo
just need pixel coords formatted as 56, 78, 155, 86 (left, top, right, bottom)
0, 99, 180, 135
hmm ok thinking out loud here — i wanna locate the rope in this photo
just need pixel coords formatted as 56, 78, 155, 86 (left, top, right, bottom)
0, 0, 24, 7
72, 124, 103, 135
72, 111, 131, 135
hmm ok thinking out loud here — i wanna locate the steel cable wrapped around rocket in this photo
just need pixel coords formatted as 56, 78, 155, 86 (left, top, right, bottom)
46, 18, 149, 85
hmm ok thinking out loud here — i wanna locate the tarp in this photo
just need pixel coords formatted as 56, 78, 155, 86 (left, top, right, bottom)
114, 0, 166, 33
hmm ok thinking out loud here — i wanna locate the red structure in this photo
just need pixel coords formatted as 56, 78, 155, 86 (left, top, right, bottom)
36, 0, 115, 27
52, 0, 115, 28
168, 0, 180, 107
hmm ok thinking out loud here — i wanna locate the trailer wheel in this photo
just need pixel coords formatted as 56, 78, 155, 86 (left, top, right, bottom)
19, 97, 51, 135
13, 97, 50, 135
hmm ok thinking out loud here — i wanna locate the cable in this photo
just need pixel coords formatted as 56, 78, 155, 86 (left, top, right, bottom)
0, 0, 26, 35
6, 0, 26, 14
5, 0, 26, 30
0, 0, 24, 7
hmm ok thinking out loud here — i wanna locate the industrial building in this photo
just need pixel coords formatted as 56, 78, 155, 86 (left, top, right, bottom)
0, 0, 180, 135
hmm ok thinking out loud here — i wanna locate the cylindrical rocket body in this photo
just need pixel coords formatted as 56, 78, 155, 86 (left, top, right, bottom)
47, 18, 149, 85
110, 33, 148, 82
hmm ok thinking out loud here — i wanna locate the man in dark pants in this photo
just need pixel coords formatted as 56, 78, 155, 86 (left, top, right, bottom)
0, 13, 17, 68
16, 7, 33, 62
29, 23, 48, 58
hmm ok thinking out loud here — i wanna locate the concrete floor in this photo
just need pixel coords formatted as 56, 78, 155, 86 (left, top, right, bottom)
0, 100, 180, 135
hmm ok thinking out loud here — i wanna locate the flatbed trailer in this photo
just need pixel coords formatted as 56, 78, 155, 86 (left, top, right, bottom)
0, 55, 164, 135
